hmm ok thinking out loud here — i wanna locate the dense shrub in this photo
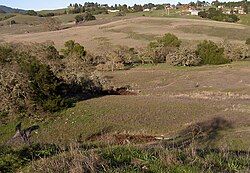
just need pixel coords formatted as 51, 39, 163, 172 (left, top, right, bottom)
0, 42, 103, 117
84, 12, 96, 21
0, 45, 15, 64
40, 13, 55, 17
62, 40, 86, 59
166, 48, 201, 66
75, 14, 84, 23
20, 58, 72, 112
75, 12, 96, 23
246, 38, 250, 45
148, 33, 181, 63
150, 33, 181, 49
196, 40, 230, 65
25, 10, 38, 16
45, 45, 62, 60
220, 40, 249, 61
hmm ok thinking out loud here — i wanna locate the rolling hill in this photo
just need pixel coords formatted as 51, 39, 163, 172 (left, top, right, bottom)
0, 5, 25, 13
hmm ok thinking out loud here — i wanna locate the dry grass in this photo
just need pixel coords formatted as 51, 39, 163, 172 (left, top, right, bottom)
177, 25, 250, 41
1, 17, 248, 54
29, 144, 106, 173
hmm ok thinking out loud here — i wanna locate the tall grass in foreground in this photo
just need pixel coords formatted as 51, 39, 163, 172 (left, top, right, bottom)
9, 142, 248, 173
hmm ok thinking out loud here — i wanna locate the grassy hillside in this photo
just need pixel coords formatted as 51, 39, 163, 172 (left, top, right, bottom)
2, 17, 248, 54
239, 14, 250, 26
1, 61, 250, 150
38, 8, 66, 15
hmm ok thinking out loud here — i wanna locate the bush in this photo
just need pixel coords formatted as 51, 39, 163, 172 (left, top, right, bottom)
148, 33, 181, 63
220, 40, 249, 61
1, 42, 104, 117
75, 12, 96, 23
0, 44, 15, 64
62, 40, 86, 59
20, 58, 71, 112
166, 48, 201, 66
150, 33, 182, 49
75, 14, 84, 23
45, 45, 62, 60
246, 38, 250, 45
25, 10, 38, 16
196, 40, 230, 65
84, 12, 96, 21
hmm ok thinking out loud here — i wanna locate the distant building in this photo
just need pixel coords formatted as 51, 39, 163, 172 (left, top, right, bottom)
218, 5, 224, 9
143, 8, 150, 12
108, 9, 120, 13
190, 9, 200, 16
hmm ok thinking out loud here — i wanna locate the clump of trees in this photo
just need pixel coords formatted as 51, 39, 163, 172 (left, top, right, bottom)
68, 3, 86, 14
0, 42, 104, 121
198, 8, 239, 23
148, 33, 182, 63
68, 3, 108, 15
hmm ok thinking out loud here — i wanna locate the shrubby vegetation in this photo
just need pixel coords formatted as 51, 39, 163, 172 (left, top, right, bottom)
94, 33, 248, 69
148, 33, 182, 63
1, 141, 249, 173
38, 12, 55, 17
0, 14, 16, 21
198, 8, 239, 23
75, 12, 96, 23
166, 47, 201, 66
246, 38, 250, 45
149, 33, 182, 49
0, 143, 59, 172
25, 10, 38, 16
196, 40, 230, 65
220, 40, 249, 61
0, 42, 104, 120
61, 40, 86, 58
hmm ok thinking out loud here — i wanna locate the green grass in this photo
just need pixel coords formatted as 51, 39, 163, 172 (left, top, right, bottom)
238, 14, 250, 26
21, 144, 250, 173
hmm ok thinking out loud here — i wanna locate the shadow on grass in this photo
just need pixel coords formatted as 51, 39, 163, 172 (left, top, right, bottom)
159, 117, 233, 149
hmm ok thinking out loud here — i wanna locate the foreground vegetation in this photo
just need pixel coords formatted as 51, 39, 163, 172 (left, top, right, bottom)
1, 117, 250, 173
1, 143, 250, 173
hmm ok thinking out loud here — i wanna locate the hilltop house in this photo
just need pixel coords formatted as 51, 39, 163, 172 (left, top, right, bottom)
108, 9, 120, 13
143, 8, 150, 12
189, 9, 200, 15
